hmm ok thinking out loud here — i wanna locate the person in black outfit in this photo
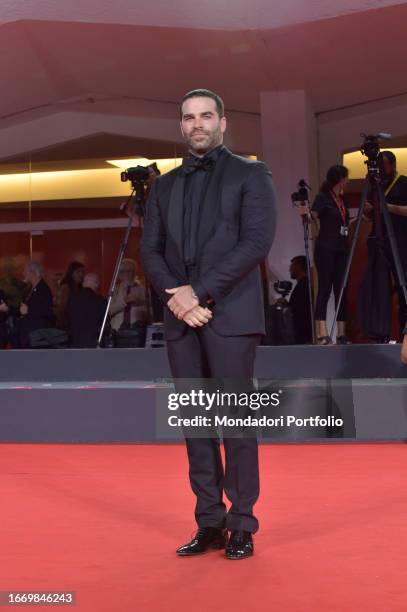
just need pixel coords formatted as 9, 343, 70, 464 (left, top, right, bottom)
18, 262, 54, 348
289, 255, 312, 344
0, 263, 27, 348
379, 151, 407, 337
312, 165, 350, 345
0, 289, 9, 348
140, 89, 277, 560
55, 261, 85, 330
66, 273, 107, 348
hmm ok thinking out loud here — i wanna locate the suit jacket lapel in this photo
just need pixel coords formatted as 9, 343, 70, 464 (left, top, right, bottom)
197, 147, 232, 256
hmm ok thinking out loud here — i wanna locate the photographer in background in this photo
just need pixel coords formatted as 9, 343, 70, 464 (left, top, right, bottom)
17, 262, 54, 348
379, 151, 407, 337
289, 255, 313, 344
0, 289, 9, 348
66, 273, 107, 348
312, 165, 350, 345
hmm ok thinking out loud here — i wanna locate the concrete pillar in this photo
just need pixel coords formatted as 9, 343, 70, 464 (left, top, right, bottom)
260, 90, 318, 292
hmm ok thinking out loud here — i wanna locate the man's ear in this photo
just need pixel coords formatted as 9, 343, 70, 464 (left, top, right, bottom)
220, 116, 227, 134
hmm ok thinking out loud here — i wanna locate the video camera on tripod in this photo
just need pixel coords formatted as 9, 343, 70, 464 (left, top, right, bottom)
328, 131, 407, 341
290, 178, 316, 343
120, 165, 152, 187
360, 132, 392, 166
97, 163, 157, 348
291, 179, 311, 207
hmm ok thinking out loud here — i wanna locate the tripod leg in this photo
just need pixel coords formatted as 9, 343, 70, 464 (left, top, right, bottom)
97, 204, 135, 347
329, 181, 370, 340
138, 215, 154, 323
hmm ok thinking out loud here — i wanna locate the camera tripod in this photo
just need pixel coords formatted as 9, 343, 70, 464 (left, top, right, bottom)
97, 177, 152, 347
329, 135, 407, 341
291, 181, 316, 344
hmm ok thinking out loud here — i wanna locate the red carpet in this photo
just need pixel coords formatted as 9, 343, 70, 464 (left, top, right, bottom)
1, 443, 406, 611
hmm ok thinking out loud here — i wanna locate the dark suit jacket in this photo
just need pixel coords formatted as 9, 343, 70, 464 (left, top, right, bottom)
66, 287, 107, 348
18, 278, 54, 347
140, 147, 277, 340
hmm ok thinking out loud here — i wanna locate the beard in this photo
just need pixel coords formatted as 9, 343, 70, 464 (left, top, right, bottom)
184, 127, 222, 156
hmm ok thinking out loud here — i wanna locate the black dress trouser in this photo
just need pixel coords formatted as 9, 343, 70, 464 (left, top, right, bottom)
166, 324, 261, 533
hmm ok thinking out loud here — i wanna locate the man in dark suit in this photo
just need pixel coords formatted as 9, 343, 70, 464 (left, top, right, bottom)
18, 262, 54, 348
141, 89, 277, 560
66, 273, 107, 348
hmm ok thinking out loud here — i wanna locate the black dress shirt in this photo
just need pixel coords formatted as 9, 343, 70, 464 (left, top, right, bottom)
182, 145, 225, 270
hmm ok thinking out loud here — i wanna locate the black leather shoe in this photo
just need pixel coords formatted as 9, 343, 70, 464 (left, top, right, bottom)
225, 530, 254, 560
176, 527, 228, 556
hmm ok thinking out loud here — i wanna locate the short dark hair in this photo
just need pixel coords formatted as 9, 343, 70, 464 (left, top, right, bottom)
148, 162, 161, 176
379, 150, 397, 166
291, 255, 307, 271
180, 89, 224, 119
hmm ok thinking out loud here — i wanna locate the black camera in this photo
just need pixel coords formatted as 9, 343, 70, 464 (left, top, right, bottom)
274, 280, 293, 299
360, 132, 392, 162
291, 179, 310, 206
121, 165, 151, 184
